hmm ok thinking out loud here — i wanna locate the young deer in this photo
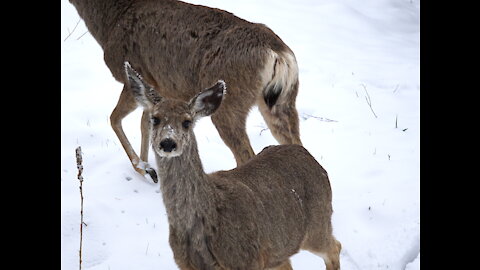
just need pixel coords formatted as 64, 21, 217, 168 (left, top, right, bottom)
125, 62, 341, 270
69, 0, 302, 182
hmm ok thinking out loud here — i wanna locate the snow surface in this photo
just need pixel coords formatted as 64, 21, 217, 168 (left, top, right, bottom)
61, 0, 420, 269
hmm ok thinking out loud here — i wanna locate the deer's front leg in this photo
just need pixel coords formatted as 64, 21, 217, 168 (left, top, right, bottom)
110, 85, 158, 183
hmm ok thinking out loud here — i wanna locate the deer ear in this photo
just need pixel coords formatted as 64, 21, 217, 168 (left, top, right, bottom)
189, 80, 226, 119
124, 61, 162, 108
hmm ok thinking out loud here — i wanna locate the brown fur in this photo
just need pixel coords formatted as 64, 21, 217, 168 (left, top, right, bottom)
125, 64, 340, 270
69, 0, 302, 179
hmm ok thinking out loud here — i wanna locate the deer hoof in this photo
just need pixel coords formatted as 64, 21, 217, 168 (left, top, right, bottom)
134, 161, 158, 183
145, 168, 158, 183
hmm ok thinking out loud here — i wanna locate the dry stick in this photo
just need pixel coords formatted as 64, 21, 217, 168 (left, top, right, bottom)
259, 126, 269, 136
393, 84, 400, 93
64, 19, 81, 42
75, 146, 84, 270
76, 31, 90, 40
361, 84, 378, 118
301, 113, 338, 122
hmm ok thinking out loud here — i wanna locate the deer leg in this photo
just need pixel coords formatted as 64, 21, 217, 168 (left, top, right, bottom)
110, 85, 158, 182
258, 97, 302, 146
140, 110, 151, 162
211, 109, 255, 166
305, 238, 341, 270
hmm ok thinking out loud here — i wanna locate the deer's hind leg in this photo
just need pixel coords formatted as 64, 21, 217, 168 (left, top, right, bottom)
302, 236, 341, 270
257, 90, 302, 146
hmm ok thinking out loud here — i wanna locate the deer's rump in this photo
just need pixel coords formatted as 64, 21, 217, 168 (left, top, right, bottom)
102, 0, 290, 101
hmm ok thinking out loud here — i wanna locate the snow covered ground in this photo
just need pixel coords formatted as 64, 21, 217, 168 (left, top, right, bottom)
61, 0, 420, 269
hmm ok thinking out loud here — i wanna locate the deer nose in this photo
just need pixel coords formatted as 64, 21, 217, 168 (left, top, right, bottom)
160, 138, 177, 152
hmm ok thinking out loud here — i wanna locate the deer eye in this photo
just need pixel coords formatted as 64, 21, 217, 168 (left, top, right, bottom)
151, 117, 160, 126
182, 120, 192, 129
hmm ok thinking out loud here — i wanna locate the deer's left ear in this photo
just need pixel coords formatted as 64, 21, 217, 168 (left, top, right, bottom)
189, 80, 226, 119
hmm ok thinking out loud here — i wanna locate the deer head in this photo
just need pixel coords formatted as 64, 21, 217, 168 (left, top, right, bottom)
124, 62, 226, 158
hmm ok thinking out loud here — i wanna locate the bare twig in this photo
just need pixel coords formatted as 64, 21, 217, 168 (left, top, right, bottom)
64, 19, 81, 42
259, 126, 269, 136
361, 84, 378, 118
75, 146, 84, 270
254, 125, 269, 136
301, 113, 338, 122
76, 30, 90, 40
395, 114, 408, 131
393, 84, 400, 93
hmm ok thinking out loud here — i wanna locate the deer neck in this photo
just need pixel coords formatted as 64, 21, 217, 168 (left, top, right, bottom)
69, 0, 133, 46
155, 137, 216, 230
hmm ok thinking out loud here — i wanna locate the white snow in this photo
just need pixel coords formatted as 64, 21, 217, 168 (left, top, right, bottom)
61, 0, 420, 269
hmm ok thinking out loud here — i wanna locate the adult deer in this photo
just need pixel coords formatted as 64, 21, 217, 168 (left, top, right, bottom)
69, 0, 302, 182
125, 62, 341, 270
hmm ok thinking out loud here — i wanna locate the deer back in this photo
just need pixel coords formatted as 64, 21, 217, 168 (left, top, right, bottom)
72, 0, 293, 101
207, 144, 333, 268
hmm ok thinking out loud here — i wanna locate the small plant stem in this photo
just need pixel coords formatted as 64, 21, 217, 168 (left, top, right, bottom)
64, 19, 81, 42
75, 147, 84, 270
361, 84, 378, 118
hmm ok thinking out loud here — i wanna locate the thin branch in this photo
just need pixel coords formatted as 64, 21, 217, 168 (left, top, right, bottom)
76, 30, 90, 40
301, 113, 338, 122
64, 19, 81, 42
361, 84, 378, 118
75, 146, 84, 270
254, 125, 269, 136
259, 127, 269, 136
393, 84, 400, 93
